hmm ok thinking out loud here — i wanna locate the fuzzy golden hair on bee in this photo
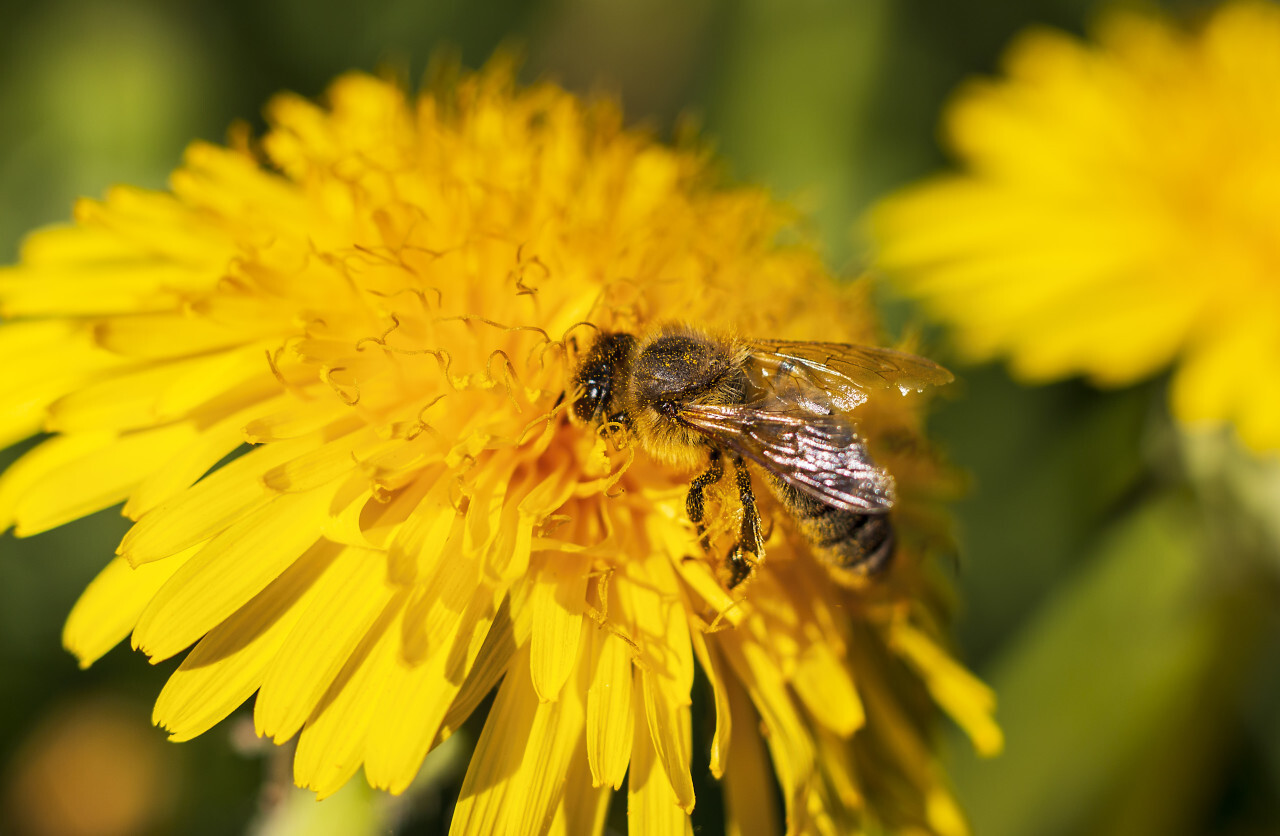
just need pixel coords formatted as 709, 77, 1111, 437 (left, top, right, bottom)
622, 323, 749, 471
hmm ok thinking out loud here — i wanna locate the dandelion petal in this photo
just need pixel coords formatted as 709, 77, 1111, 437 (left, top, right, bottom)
891, 619, 1004, 757
0, 432, 115, 531
640, 669, 696, 813
722, 673, 782, 836
294, 593, 408, 799
253, 546, 394, 743
153, 542, 339, 740
13, 423, 197, 536
722, 636, 815, 830
133, 490, 333, 661
119, 439, 311, 564
586, 629, 635, 790
629, 666, 693, 836
63, 549, 194, 669
448, 647, 540, 836
529, 550, 590, 702
365, 587, 503, 795
690, 627, 731, 779
791, 641, 865, 737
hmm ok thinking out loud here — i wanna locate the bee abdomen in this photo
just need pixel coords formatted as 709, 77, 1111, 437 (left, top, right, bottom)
770, 478, 895, 578
806, 514, 894, 577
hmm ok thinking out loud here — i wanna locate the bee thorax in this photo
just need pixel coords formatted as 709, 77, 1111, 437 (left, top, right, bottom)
631, 333, 742, 404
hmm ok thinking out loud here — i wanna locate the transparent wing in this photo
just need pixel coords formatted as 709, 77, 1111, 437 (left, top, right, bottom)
677, 401, 896, 513
746, 340, 953, 412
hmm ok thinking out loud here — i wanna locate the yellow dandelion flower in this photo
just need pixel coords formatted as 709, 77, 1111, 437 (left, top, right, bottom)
870, 0, 1280, 451
1, 60, 999, 834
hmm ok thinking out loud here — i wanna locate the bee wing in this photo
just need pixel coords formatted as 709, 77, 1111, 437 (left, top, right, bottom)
747, 340, 953, 412
677, 401, 896, 513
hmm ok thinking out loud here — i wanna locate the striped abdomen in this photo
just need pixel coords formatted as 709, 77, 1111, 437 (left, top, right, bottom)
767, 478, 895, 578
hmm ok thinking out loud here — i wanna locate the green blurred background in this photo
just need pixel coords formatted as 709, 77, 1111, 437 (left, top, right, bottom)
2, 1, 1279, 834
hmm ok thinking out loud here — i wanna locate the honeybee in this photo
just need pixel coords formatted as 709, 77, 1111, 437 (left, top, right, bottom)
569, 323, 953, 587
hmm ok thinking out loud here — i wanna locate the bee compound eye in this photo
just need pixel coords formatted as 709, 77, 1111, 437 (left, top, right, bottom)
573, 382, 604, 421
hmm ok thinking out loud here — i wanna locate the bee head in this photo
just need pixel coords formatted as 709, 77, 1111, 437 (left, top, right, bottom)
568, 331, 637, 425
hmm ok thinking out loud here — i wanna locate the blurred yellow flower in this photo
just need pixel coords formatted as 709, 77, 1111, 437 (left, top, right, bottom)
0, 61, 998, 834
871, 0, 1280, 451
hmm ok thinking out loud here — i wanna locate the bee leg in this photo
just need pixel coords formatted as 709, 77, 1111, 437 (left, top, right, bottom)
726, 455, 764, 588
686, 448, 724, 552
725, 544, 754, 588
733, 456, 765, 557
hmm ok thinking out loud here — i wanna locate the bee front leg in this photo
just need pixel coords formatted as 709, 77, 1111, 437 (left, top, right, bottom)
686, 448, 724, 552
727, 455, 764, 588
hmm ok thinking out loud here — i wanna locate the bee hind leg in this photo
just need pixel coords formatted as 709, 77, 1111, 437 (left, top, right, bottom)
726, 455, 765, 588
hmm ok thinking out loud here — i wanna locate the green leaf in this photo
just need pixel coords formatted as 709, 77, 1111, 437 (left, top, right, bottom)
947, 495, 1229, 836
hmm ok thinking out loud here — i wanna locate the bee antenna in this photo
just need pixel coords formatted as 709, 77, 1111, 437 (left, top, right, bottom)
560, 321, 601, 354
